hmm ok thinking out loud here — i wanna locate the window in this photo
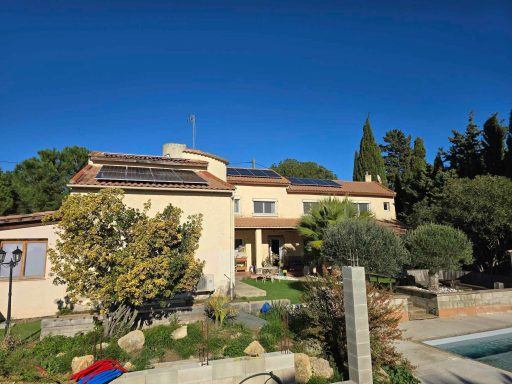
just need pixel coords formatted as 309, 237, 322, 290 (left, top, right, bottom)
383, 202, 390, 211
353, 202, 370, 215
253, 200, 276, 215
234, 198, 240, 214
0, 240, 47, 279
303, 200, 319, 214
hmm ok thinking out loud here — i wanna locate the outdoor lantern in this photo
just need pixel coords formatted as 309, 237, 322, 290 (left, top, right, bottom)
12, 247, 22, 265
0, 248, 5, 264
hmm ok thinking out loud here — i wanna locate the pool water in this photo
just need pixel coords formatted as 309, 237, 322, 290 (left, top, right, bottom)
425, 328, 512, 372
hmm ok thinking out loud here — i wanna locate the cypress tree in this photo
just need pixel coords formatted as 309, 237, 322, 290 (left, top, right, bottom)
353, 116, 387, 185
482, 113, 507, 175
381, 129, 411, 190
352, 151, 360, 181
410, 137, 427, 175
432, 150, 445, 175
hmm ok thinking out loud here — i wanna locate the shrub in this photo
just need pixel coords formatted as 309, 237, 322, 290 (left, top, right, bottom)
322, 219, 409, 276
205, 295, 238, 326
406, 223, 472, 290
297, 275, 412, 380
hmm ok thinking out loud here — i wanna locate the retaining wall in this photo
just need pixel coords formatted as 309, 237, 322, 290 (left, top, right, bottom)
112, 352, 295, 384
391, 296, 409, 322
396, 286, 512, 317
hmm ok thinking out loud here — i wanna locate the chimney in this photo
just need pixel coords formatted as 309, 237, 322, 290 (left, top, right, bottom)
364, 171, 372, 182
163, 143, 186, 158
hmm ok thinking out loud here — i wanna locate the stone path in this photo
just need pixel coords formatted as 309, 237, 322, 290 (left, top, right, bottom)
234, 279, 266, 298
398, 313, 512, 383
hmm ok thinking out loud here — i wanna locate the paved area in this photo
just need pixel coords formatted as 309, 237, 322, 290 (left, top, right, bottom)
235, 312, 267, 330
398, 313, 512, 383
234, 279, 266, 298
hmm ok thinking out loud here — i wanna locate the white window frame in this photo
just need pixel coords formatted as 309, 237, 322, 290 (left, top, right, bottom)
252, 199, 278, 216
302, 199, 320, 214
383, 201, 390, 211
352, 201, 371, 216
234, 197, 241, 215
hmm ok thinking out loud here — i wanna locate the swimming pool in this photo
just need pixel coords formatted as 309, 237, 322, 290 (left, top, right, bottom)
425, 328, 512, 372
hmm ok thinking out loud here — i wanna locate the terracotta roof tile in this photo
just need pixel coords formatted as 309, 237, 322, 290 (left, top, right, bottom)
89, 151, 208, 166
235, 217, 299, 229
69, 164, 234, 191
0, 211, 56, 226
183, 148, 229, 164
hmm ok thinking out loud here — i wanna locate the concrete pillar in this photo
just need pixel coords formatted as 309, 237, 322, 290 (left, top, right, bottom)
343, 266, 373, 384
255, 229, 263, 268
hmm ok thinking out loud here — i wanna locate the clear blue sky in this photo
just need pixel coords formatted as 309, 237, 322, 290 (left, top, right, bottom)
1, 1, 511, 179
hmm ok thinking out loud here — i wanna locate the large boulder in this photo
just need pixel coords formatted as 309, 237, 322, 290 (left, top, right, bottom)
171, 325, 188, 340
117, 330, 145, 353
294, 353, 312, 384
71, 355, 94, 374
310, 357, 334, 379
244, 340, 265, 357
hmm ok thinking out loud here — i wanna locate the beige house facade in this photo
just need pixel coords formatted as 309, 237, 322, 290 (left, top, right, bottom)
0, 143, 398, 319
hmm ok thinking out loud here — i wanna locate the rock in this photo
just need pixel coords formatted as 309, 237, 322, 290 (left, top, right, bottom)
123, 362, 135, 371
71, 355, 94, 374
310, 357, 334, 379
171, 325, 188, 340
295, 339, 323, 357
117, 330, 145, 353
244, 340, 265, 357
96, 342, 109, 350
294, 353, 312, 384
56, 352, 66, 357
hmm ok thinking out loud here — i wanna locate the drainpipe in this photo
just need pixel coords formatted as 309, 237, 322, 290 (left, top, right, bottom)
229, 194, 235, 300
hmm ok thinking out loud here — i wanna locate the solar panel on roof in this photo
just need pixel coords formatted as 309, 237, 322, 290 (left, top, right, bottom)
95, 166, 207, 185
226, 167, 281, 179
288, 177, 340, 187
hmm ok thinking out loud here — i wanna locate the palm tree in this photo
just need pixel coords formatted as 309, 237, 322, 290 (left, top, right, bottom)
297, 197, 372, 259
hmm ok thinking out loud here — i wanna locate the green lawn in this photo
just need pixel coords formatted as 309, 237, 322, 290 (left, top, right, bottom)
10, 319, 41, 340
241, 278, 306, 304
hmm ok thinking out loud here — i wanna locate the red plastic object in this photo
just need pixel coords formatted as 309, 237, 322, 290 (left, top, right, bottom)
71, 359, 127, 383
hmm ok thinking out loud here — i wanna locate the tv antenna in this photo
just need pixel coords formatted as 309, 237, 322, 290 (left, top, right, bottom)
188, 114, 196, 148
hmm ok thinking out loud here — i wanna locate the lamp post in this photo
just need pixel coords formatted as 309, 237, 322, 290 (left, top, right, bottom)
0, 246, 22, 336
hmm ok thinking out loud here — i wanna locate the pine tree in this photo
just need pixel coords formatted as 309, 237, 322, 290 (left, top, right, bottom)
381, 129, 411, 190
505, 110, 512, 178
446, 111, 483, 178
482, 113, 507, 175
353, 116, 387, 185
410, 137, 427, 175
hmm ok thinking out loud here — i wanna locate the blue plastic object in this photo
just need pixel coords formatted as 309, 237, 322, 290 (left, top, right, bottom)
78, 369, 123, 384
260, 302, 272, 313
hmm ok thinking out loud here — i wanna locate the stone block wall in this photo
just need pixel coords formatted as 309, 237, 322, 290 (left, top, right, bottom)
391, 296, 409, 322
436, 289, 512, 317
40, 315, 95, 339
112, 352, 295, 384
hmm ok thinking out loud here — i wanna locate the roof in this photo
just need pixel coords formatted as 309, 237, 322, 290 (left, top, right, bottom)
0, 211, 56, 229
89, 151, 208, 166
183, 148, 229, 164
226, 167, 395, 197
235, 216, 406, 234
287, 181, 395, 198
235, 217, 299, 229
69, 164, 234, 191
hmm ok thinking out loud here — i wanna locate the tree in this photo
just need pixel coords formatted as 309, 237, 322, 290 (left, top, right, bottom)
482, 113, 507, 175
46, 189, 204, 335
409, 176, 512, 272
271, 159, 336, 179
0, 169, 15, 215
381, 129, 411, 190
432, 150, 445, 175
410, 137, 427, 175
297, 197, 371, 259
11, 146, 88, 213
505, 110, 512, 178
353, 116, 387, 185
405, 224, 473, 291
322, 219, 409, 276
445, 111, 483, 178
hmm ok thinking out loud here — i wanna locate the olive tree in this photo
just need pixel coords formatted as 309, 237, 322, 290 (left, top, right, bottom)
405, 223, 473, 291
322, 218, 409, 277
46, 188, 204, 335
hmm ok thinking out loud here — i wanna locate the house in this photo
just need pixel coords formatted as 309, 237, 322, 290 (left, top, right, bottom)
0, 143, 398, 319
